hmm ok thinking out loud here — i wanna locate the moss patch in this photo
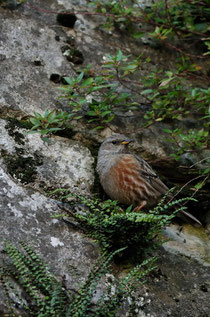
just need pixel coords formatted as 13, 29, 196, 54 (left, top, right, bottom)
5, 117, 33, 131
2, 151, 43, 184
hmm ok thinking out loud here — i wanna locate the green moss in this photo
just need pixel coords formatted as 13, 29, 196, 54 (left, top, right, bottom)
184, 224, 210, 242
5, 117, 33, 130
4, 117, 33, 145
2, 151, 43, 184
204, 256, 210, 263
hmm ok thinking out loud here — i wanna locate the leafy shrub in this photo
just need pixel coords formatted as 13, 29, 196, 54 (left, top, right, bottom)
29, 110, 74, 142
89, 0, 209, 52
28, 0, 209, 174
164, 128, 209, 161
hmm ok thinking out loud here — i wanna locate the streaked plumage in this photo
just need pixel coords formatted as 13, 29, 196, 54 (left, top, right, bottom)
97, 134, 201, 224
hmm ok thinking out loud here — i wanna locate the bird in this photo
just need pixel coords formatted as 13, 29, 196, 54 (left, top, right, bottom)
97, 134, 201, 224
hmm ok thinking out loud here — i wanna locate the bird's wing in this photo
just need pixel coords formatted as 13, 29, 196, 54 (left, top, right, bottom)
132, 154, 169, 195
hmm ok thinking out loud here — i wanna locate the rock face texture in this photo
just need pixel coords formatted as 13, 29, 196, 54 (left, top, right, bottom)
0, 119, 95, 192
0, 163, 98, 313
0, 9, 74, 114
0, 0, 209, 316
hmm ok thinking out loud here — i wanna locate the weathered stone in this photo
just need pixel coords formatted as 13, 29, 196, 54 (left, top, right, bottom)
0, 164, 98, 310
162, 224, 210, 266
0, 119, 94, 193
136, 248, 210, 317
0, 6, 74, 115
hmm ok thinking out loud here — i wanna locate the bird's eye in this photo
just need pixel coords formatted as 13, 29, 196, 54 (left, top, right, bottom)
112, 141, 117, 145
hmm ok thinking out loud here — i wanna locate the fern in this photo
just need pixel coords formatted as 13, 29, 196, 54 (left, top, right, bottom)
0, 242, 155, 317
92, 257, 157, 317
69, 248, 125, 316
1, 241, 68, 316
52, 191, 196, 261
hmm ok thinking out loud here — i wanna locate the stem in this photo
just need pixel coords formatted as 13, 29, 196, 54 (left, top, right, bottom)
169, 174, 208, 203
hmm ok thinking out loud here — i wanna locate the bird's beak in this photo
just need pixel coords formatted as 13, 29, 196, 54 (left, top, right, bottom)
121, 139, 133, 145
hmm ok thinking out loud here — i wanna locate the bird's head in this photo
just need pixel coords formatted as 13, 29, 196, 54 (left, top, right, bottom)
99, 134, 133, 155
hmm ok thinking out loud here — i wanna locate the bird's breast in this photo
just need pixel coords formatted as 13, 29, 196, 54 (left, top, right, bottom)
101, 156, 151, 206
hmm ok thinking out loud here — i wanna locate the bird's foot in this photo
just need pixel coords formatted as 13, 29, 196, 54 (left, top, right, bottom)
133, 200, 147, 212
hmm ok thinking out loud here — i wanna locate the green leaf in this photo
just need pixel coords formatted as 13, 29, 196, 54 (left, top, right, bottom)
194, 181, 205, 190
44, 109, 50, 117
87, 111, 97, 116
132, 32, 145, 39
47, 110, 57, 122
41, 137, 50, 143
141, 89, 153, 95
121, 64, 138, 71
194, 23, 208, 32
80, 78, 94, 87
125, 205, 133, 213
47, 128, 62, 132
104, 114, 115, 122
203, 168, 210, 175
101, 110, 111, 118
63, 77, 74, 85
30, 118, 40, 125
116, 50, 123, 61
93, 126, 104, 130
163, 129, 172, 134
159, 77, 173, 87
34, 112, 43, 119
77, 72, 84, 83
40, 130, 49, 135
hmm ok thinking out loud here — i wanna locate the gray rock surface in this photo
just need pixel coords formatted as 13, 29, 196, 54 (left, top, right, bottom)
0, 119, 94, 192
0, 4, 74, 115
137, 248, 210, 317
0, 163, 98, 312
163, 224, 210, 266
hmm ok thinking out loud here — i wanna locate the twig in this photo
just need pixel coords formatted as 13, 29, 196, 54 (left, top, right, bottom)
186, 175, 209, 201
169, 174, 209, 203
180, 157, 210, 169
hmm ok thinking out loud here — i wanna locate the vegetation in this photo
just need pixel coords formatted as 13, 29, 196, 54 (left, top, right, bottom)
0, 241, 156, 316
29, 110, 74, 143
50, 189, 197, 260
28, 0, 209, 175
4, 1, 208, 315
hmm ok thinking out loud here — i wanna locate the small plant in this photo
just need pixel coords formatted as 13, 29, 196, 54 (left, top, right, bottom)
29, 110, 73, 141
3, 0, 25, 9
89, 0, 210, 55
164, 128, 209, 161
29, 49, 209, 155
51, 190, 196, 260
28, 1, 209, 169
0, 241, 156, 316
59, 71, 118, 126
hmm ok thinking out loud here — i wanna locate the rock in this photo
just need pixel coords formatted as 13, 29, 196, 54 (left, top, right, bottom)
0, 6, 74, 115
0, 164, 98, 310
162, 224, 210, 266
0, 119, 95, 193
136, 248, 210, 317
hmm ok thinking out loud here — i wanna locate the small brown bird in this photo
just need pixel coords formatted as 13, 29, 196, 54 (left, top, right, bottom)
97, 134, 201, 224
